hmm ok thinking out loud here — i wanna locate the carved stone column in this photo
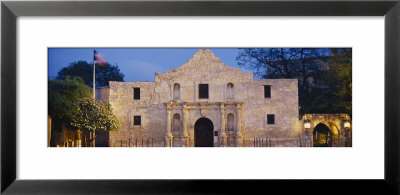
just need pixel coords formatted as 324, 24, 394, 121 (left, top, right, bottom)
183, 104, 189, 147
220, 104, 227, 147
305, 128, 312, 147
165, 103, 173, 147
236, 103, 244, 147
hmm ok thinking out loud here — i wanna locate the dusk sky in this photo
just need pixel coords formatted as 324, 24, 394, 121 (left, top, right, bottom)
48, 48, 251, 82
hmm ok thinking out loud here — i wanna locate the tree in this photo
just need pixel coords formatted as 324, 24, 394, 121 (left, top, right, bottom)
331, 48, 352, 115
300, 49, 352, 115
56, 60, 124, 87
236, 48, 351, 116
48, 76, 92, 146
69, 98, 120, 146
48, 76, 92, 122
236, 48, 329, 94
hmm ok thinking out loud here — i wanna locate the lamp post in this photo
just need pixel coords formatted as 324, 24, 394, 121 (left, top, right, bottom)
304, 121, 311, 147
344, 121, 351, 147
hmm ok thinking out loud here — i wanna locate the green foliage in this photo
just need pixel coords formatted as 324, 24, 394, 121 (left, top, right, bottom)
48, 76, 92, 122
299, 49, 352, 116
69, 98, 120, 133
56, 60, 124, 87
237, 48, 352, 116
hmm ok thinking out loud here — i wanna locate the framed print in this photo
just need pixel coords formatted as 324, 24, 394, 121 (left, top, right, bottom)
2, 0, 400, 194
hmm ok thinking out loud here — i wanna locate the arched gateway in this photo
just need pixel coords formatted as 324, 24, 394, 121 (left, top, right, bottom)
313, 123, 332, 147
194, 118, 214, 147
302, 114, 351, 147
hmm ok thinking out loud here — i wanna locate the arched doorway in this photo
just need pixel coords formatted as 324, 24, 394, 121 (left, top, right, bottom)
194, 117, 214, 147
313, 123, 332, 147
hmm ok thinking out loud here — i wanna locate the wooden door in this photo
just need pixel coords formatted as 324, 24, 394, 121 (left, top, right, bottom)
194, 118, 214, 147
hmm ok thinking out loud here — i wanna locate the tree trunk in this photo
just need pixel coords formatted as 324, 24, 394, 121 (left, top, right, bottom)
48, 116, 52, 147
92, 130, 96, 147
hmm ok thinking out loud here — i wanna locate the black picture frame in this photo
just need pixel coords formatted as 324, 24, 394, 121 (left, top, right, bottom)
1, 0, 399, 194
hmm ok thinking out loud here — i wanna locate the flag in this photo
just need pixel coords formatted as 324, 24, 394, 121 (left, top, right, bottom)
94, 49, 107, 66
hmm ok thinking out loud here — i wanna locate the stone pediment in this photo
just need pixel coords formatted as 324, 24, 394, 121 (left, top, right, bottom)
156, 49, 252, 81
173, 49, 237, 72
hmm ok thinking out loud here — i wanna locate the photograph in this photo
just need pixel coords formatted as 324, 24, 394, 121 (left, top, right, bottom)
3, 0, 399, 194
48, 48, 352, 147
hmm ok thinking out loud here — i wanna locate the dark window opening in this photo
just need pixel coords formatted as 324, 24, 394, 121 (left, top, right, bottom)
134, 116, 141, 126
267, 114, 275, 124
264, 85, 271, 98
199, 84, 209, 99
214, 131, 219, 136
134, 88, 140, 100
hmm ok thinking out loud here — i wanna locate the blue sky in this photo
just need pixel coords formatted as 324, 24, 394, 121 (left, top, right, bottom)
48, 48, 249, 82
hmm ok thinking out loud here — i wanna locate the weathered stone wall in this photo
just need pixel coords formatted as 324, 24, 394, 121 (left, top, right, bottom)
240, 79, 299, 140
96, 87, 110, 103
108, 49, 299, 147
108, 82, 167, 146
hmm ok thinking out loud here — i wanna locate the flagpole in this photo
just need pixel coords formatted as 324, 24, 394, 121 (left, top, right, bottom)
92, 48, 96, 147
93, 48, 96, 99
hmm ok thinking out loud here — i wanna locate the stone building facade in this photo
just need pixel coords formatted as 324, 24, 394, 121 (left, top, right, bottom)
106, 49, 300, 147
